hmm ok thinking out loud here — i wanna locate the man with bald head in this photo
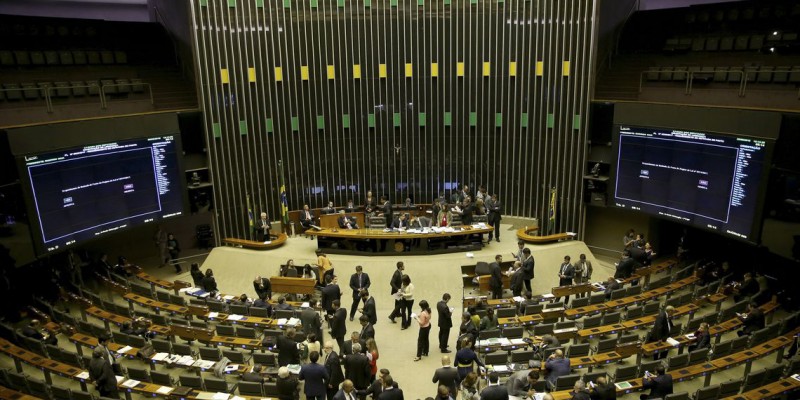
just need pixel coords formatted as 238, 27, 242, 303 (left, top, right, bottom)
333, 379, 356, 400
432, 355, 459, 397
544, 349, 571, 391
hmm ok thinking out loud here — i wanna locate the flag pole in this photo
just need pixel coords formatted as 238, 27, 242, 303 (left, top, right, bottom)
278, 160, 290, 235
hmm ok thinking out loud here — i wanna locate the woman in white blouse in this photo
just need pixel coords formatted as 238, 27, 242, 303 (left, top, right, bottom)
400, 274, 415, 330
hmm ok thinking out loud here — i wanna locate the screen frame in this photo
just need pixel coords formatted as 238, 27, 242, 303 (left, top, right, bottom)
16, 134, 188, 256
609, 123, 774, 244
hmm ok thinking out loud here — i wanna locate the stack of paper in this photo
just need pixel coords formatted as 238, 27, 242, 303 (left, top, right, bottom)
114, 376, 126, 383
301, 302, 310, 308
492, 365, 509, 372
277, 318, 288, 326
156, 386, 173, 395
121, 379, 140, 388
76, 371, 90, 380
666, 337, 681, 347
192, 360, 216, 369
287, 317, 301, 326
151, 352, 169, 361
227, 314, 244, 321
223, 295, 236, 301
287, 364, 302, 374
117, 345, 133, 354
541, 293, 555, 299
684, 333, 696, 340
792, 374, 800, 382
512, 296, 525, 303
225, 364, 239, 372
208, 312, 219, 319
177, 355, 196, 366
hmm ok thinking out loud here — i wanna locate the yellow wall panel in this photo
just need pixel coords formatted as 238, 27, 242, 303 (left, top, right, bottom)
430, 62, 439, 77
483, 62, 491, 77
405, 63, 413, 77
509, 61, 517, 77
327, 65, 335, 80
535, 61, 544, 76
274, 66, 283, 82
300, 65, 309, 81
353, 64, 362, 79
220, 68, 230, 84
247, 67, 256, 82
562, 61, 571, 76
456, 62, 465, 77
379, 63, 387, 78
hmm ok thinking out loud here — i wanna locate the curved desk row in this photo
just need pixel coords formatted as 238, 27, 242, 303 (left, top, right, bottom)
307, 226, 493, 255
515, 226, 576, 244
222, 233, 288, 250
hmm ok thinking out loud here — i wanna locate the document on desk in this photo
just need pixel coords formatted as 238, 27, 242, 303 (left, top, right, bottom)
117, 346, 133, 354
227, 314, 244, 321
491, 365, 509, 373
151, 352, 169, 361
208, 312, 219, 319
76, 371, 90, 380
222, 295, 236, 301
614, 381, 632, 389
792, 374, 800, 382
194, 393, 218, 400
666, 337, 681, 347
156, 386, 173, 394
121, 379, 140, 388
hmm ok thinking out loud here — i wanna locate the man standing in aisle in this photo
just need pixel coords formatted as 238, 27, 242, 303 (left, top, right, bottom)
489, 255, 504, 300
486, 193, 502, 242
388, 262, 404, 323
349, 266, 371, 321
437, 293, 453, 353
521, 248, 535, 294
328, 300, 348, 352
555, 256, 574, 305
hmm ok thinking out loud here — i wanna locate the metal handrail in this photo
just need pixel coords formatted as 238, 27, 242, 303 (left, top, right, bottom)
99, 82, 154, 109
639, 69, 747, 97
44, 85, 103, 113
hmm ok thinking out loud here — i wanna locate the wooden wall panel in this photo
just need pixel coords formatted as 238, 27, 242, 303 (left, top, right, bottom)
189, 0, 597, 241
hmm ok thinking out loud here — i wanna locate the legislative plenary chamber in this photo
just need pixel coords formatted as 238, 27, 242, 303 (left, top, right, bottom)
0, 1, 799, 400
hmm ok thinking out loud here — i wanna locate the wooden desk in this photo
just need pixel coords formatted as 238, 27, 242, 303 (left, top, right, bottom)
0, 338, 86, 390
564, 304, 608, 319
721, 377, 800, 400
0, 385, 41, 400
515, 315, 543, 326
477, 275, 510, 292
270, 276, 316, 295
515, 227, 575, 244
462, 296, 515, 309
136, 272, 174, 291
308, 226, 492, 255
69, 333, 140, 359
85, 306, 171, 336
211, 335, 262, 350
206, 313, 276, 328
123, 293, 189, 315
319, 212, 366, 229
552, 283, 595, 298
222, 233, 288, 250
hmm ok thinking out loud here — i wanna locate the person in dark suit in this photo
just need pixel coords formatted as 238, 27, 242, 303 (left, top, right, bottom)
437, 293, 453, 352
379, 196, 393, 228
242, 364, 266, 383
570, 380, 591, 400
333, 380, 357, 400
520, 248, 535, 294
323, 342, 345, 400
649, 306, 675, 360
202, 269, 218, 294
338, 211, 359, 229
349, 266, 371, 321
276, 328, 300, 367
322, 201, 337, 215
555, 256, 575, 304
509, 261, 525, 297
321, 275, 342, 318
300, 204, 316, 231
253, 275, 272, 300
544, 350, 570, 391
391, 214, 409, 229
359, 315, 375, 341
734, 273, 760, 302
486, 194, 502, 242
604, 277, 622, 301
300, 351, 330, 400
22, 319, 57, 345
328, 300, 348, 352
738, 302, 765, 337
359, 290, 377, 325
688, 322, 711, 352
432, 355, 460, 397
588, 376, 616, 400
489, 255, 504, 299
301, 299, 323, 343
388, 262, 404, 323
614, 251, 639, 280
342, 332, 366, 357
639, 365, 673, 400
277, 366, 300, 400
255, 212, 272, 242
457, 198, 474, 226
89, 347, 118, 399
377, 375, 404, 400
479, 372, 509, 400
507, 369, 539, 398
344, 343, 371, 393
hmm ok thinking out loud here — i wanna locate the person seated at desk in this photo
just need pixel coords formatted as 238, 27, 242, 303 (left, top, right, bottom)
242, 363, 266, 383
275, 296, 294, 311
299, 204, 317, 236
410, 215, 432, 229
733, 272, 760, 302
122, 318, 156, 340
338, 211, 359, 229
402, 198, 414, 209
737, 301, 765, 337
604, 277, 622, 301
570, 380, 591, 400
364, 191, 376, 216
640, 365, 673, 400
22, 319, 57, 345
322, 201, 337, 215
688, 322, 710, 351
532, 334, 560, 360
344, 199, 357, 213
114, 256, 134, 277
252, 292, 273, 315
391, 214, 409, 230
588, 376, 616, 400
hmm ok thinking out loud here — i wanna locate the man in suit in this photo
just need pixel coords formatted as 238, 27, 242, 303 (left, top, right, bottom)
343, 332, 366, 357
738, 302, 765, 337
328, 300, 348, 353
460, 198, 476, 226
277, 366, 300, 400
480, 372, 509, 400
344, 343, 371, 394
379, 196, 393, 228
432, 355, 460, 397
573, 254, 593, 299
276, 328, 300, 367
507, 369, 539, 398
390, 214, 408, 229
388, 262, 404, 323
510, 261, 525, 297
614, 250, 639, 280
301, 299, 323, 345
22, 319, 57, 345
338, 211, 359, 229
321, 275, 342, 318
97, 334, 121, 375
333, 379, 357, 400
489, 255, 504, 299
300, 204, 316, 231
300, 351, 330, 400
242, 364, 266, 383
604, 277, 622, 301
639, 365, 673, 400
89, 347, 118, 399
349, 266, 371, 321
570, 380, 591, 400
734, 272, 760, 302
368, 369, 397, 399
520, 248, 535, 294
255, 212, 272, 242
358, 315, 375, 341
377, 375, 404, 400
650, 305, 675, 360
588, 376, 616, 400
359, 290, 377, 325
410, 215, 432, 229
544, 349, 571, 391
555, 256, 575, 304
323, 341, 345, 400
486, 194, 502, 242
322, 201, 336, 215
437, 293, 453, 353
